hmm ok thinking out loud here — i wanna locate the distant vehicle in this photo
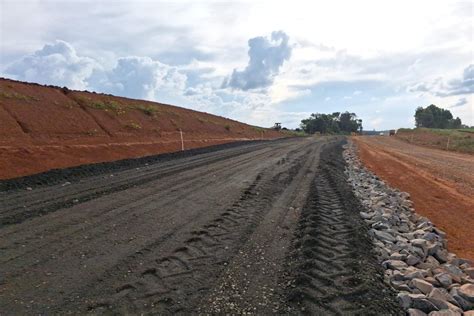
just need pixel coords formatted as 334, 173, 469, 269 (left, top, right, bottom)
389, 129, 396, 136
379, 132, 385, 136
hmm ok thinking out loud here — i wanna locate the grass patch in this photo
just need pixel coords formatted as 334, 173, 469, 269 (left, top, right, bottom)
125, 122, 142, 130
138, 105, 158, 117
0, 90, 40, 102
396, 128, 474, 154
224, 124, 230, 131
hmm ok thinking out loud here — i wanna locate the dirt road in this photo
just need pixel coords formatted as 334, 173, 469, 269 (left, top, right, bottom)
354, 136, 474, 261
0, 137, 400, 315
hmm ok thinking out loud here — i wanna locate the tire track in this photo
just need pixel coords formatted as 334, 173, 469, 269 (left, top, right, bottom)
0, 143, 276, 227
286, 141, 402, 315
86, 151, 307, 314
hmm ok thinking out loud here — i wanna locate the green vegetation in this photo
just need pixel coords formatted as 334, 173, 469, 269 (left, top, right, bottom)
414, 104, 464, 129
397, 128, 474, 154
224, 124, 230, 131
78, 96, 160, 117
0, 90, 39, 102
89, 99, 121, 111
126, 122, 142, 130
139, 105, 158, 117
300, 112, 362, 134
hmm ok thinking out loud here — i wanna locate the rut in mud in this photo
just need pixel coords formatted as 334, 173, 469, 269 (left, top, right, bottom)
0, 137, 400, 315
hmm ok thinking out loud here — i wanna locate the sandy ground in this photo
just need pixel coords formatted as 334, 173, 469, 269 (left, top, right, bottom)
354, 136, 474, 261
0, 137, 400, 315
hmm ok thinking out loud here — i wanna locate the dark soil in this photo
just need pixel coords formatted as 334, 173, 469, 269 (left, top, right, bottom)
0, 136, 402, 315
0, 139, 270, 192
283, 140, 402, 315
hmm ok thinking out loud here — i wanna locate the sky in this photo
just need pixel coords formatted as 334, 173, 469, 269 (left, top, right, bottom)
0, 0, 473, 130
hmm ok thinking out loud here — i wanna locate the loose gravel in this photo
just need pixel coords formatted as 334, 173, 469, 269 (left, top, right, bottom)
344, 140, 474, 315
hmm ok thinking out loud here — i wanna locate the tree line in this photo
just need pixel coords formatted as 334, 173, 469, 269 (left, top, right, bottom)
300, 112, 362, 134
415, 104, 463, 129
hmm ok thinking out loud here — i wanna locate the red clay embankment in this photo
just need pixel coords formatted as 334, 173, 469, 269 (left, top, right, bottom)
0, 78, 286, 179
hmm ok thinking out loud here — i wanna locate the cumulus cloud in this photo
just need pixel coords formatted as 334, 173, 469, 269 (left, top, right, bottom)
4, 40, 97, 89
440, 64, 474, 96
222, 31, 291, 90
409, 64, 474, 97
89, 56, 187, 100
451, 97, 468, 108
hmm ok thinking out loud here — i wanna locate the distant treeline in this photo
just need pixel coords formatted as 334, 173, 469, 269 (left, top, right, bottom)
300, 112, 362, 134
415, 104, 465, 129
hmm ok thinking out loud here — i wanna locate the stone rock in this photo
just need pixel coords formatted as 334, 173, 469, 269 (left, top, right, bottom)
372, 221, 390, 230
422, 232, 438, 242
424, 277, 440, 287
390, 252, 406, 261
463, 311, 474, 316
411, 278, 434, 295
427, 243, 441, 256
407, 254, 421, 266
403, 267, 430, 280
360, 211, 373, 219
408, 308, 428, 316
432, 227, 446, 239
412, 297, 439, 313
450, 287, 473, 310
391, 280, 411, 291
458, 283, 474, 302
383, 259, 408, 270
442, 264, 463, 277
434, 249, 449, 264
435, 273, 453, 288
464, 268, 474, 279
428, 288, 457, 306
398, 292, 425, 309
428, 310, 461, 316
372, 229, 396, 243
412, 239, 429, 252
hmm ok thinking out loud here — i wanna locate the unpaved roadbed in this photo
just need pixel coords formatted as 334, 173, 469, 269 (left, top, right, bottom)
0, 136, 400, 314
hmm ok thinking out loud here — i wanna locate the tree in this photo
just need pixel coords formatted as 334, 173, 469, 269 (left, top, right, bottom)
300, 111, 362, 134
415, 104, 462, 129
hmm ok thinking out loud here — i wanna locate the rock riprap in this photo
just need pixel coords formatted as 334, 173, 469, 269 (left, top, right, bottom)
343, 141, 473, 315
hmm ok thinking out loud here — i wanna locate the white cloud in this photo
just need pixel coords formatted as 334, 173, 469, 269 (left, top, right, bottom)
222, 31, 292, 90
4, 40, 97, 89
1, 1, 472, 128
88, 56, 187, 101
451, 97, 468, 108
410, 64, 474, 97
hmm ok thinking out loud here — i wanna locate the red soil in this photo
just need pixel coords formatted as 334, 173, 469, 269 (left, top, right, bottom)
354, 136, 474, 261
0, 78, 286, 179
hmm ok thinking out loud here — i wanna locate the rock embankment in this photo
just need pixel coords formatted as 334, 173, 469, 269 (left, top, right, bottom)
344, 141, 474, 316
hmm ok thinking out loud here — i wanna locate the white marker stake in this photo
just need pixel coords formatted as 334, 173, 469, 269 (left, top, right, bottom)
180, 129, 184, 151
446, 136, 450, 151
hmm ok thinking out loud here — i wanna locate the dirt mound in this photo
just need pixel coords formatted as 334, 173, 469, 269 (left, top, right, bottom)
0, 78, 287, 179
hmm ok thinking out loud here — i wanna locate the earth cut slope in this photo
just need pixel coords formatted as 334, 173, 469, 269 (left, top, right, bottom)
0, 78, 286, 179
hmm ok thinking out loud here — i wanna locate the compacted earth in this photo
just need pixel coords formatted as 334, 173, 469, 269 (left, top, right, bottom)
0, 136, 402, 315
